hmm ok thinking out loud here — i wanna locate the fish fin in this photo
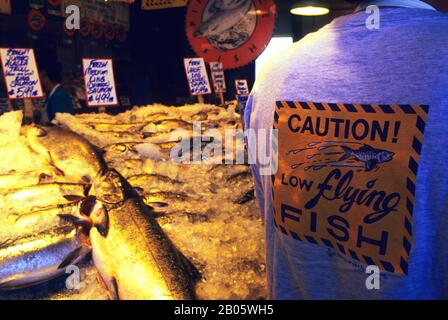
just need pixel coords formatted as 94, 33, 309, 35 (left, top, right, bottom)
58, 246, 89, 269
0, 271, 65, 291
83, 198, 109, 237
365, 159, 378, 172
97, 272, 119, 300
146, 201, 169, 208
177, 250, 202, 284
235, 189, 255, 204
63, 195, 85, 202
338, 146, 353, 161
92, 145, 105, 157
51, 163, 65, 176
110, 277, 120, 300
38, 172, 54, 183
58, 213, 92, 229
360, 144, 374, 151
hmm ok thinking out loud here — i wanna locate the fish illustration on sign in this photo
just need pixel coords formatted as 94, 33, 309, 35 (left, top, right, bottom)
194, 0, 255, 50
186, 0, 276, 68
339, 144, 395, 172
194, 0, 252, 37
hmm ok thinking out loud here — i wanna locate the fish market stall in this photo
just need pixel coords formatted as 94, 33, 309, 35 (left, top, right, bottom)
0, 104, 266, 300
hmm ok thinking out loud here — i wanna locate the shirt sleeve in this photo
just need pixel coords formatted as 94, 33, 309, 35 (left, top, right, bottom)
245, 94, 266, 221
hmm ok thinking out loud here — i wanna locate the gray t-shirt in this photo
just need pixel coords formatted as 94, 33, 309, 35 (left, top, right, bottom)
246, 7, 448, 299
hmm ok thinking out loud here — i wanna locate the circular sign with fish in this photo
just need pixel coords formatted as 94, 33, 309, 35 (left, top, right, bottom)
28, 9, 46, 32
186, 0, 276, 69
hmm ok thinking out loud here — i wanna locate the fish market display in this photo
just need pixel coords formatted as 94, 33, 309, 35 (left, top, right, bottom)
55, 102, 265, 300
0, 102, 266, 300
0, 113, 99, 292
85, 169, 196, 300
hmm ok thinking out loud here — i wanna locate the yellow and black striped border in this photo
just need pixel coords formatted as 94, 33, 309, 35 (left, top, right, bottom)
272, 101, 429, 275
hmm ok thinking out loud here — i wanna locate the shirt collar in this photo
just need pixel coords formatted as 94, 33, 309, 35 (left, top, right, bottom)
355, 0, 437, 12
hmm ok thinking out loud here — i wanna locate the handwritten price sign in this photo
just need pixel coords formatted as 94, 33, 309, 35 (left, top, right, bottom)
0, 48, 43, 99
184, 58, 211, 96
210, 62, 226, 93
235, 79, 249, 95
82, 58, 118, 107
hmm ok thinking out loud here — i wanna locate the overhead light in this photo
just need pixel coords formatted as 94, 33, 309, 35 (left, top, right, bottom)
290, 1, 330, 16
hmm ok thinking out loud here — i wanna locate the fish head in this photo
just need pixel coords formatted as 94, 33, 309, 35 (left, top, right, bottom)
90, 169, 131, 205
378, 151, 395, 163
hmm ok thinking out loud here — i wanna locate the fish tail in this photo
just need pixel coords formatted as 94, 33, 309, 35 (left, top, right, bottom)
339, 146, 353, 161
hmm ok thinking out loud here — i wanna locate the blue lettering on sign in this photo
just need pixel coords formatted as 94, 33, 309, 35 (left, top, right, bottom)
84, 59, 116, 105
236, 80, 249, 95
186, 59, 210, 95
211, 63, 225, 92
2, 49, 41, 99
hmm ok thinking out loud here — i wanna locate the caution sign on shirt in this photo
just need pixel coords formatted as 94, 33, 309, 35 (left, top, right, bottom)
272, 101, 429, 275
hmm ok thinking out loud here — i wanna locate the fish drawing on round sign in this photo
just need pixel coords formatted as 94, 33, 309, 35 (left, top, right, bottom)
193, 0, 255, 50
186, 0, 276, 69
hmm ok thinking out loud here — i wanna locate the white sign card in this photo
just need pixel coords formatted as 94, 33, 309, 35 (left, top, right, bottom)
209, 61, 226, 93
82, 58, 118, 107
184, 58, 212, 96
235, 79, 249, 95
0, 48, 44, 99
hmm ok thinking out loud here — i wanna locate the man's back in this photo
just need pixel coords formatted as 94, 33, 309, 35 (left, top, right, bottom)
248, 8, 448, 299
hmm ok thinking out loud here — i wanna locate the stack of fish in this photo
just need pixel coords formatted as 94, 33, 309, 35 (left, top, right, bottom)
54, 103, 266, 300
0, 102, 266, 300
0, 112, 197, 300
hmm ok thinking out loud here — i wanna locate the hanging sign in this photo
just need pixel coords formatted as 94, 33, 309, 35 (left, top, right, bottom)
209, 62, 226, 93
186, 0, 276, 69
183, 57, 212, 96
91, 22, 104, 40
29, 0, 44, 9
0, 0, 11, 15
80, 18, 92, 37
82, 58, 118, 107
47, 0, 62, 16
28, 9, 46, 32
141, 0, 187, 10
235, 79, 249, 95
0, 48, 44, 99
104, 24, 116, 41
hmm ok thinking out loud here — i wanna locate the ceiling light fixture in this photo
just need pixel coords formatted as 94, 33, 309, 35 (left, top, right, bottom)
290, 1, 330, 16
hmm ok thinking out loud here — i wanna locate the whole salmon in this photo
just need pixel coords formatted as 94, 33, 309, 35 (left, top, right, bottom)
23, 126, 107, 184
85, 169, 196, 300
0, 224, 90, 290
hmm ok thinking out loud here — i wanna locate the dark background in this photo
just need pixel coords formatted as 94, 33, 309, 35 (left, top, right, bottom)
0, 0, 447, 109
